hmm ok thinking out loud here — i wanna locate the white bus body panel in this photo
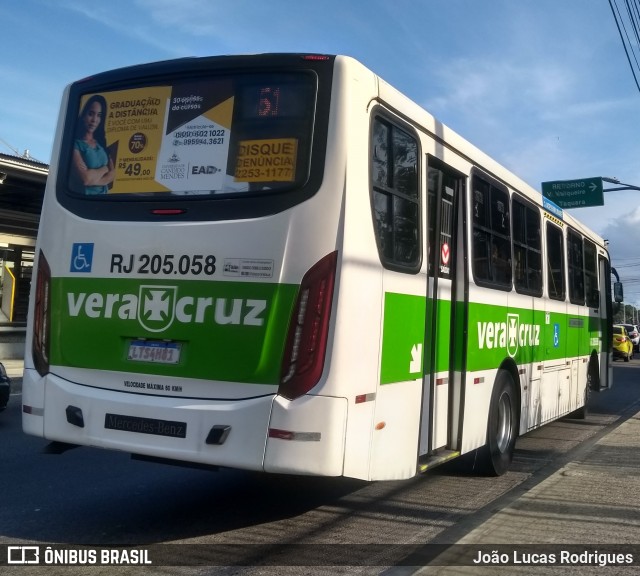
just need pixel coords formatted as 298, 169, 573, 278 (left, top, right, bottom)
264, 395, 348, 476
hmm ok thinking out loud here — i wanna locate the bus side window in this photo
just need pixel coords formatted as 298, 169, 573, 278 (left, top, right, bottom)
567, 229, 585, 305
512, 195, 542, 296
472, 174, 511, 289
370, 115, 420, 271
546, 222, 565, 301
584, 239, 599, 308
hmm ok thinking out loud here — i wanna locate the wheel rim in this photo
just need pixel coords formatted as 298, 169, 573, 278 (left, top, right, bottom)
496, 391, 513, 454
585, 383, 591, 405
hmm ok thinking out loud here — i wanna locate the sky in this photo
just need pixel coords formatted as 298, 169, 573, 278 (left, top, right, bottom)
3, 0, 640, 302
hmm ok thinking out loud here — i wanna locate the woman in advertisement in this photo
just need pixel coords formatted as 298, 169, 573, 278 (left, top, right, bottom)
71, 94, 115, 195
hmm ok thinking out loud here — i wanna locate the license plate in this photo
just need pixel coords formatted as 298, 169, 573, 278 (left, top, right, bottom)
128, 340, 181, 364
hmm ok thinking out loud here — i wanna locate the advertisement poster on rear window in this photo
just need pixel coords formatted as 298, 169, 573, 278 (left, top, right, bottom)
69, 80, 234, 195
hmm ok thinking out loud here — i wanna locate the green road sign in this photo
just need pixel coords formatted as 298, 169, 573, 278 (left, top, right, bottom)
541, 177, 604, 208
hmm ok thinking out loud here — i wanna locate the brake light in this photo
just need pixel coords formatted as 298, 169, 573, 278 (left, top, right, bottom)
278, 251, 338, 400
150, 208, 187, 215
33, 251, 52, 376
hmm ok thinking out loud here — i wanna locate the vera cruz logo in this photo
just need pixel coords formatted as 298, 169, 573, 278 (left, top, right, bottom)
477, 312, 540, 358
66, 283, 268, 333
507, 313, 519, 357
138, 285, 177, 332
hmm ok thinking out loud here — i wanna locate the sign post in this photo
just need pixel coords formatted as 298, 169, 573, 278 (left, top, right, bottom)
541, 177, 604, 208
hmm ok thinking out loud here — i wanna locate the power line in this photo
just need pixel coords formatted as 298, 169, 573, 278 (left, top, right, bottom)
609, 0, 640, 94
0, 136, 43, 163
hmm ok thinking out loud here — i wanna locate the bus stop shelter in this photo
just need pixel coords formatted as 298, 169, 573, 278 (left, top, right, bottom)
0, 152, 46, 333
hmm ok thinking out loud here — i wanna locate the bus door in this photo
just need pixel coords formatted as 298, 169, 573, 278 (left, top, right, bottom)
598, 255, 613, 389
542, 220, 567, 419
419, 160, 464, 456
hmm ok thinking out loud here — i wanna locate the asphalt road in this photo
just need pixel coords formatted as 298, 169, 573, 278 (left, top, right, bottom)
1, 361, 639, 575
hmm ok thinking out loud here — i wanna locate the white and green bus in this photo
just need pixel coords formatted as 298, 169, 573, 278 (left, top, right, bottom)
23, 54, 618, 480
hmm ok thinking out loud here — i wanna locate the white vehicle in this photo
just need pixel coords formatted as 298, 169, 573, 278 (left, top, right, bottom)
23, 54, 617, 480
621, 324, 639, 352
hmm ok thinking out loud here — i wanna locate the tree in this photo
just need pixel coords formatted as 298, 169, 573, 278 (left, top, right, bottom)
613, 303, 638, 325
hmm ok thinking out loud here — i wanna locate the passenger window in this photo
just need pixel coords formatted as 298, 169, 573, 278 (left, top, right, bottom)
371, 116, 420, 271
546, 222, 565, 301
584, 239, 599, 308
512, 196, 542, 296
567, 229, 585, 305
472, 174, 511, 288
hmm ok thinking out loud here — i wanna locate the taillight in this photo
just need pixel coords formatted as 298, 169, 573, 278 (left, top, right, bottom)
278, 251, 338, 400
33, 250, 51, 376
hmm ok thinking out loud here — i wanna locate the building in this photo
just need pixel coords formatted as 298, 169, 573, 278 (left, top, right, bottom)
0, 152, 46, 357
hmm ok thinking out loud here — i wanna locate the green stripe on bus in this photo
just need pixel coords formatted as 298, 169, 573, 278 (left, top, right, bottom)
380, 292, 426, 384
466, 302, 602, 371
50, 277, 298, 384
381, 293, 603, 383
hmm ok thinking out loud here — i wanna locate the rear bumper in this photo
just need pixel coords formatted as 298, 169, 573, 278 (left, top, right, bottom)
0, 380, 10, 411
22, 368, 274, 471
21, 368, 349, 476
0, 361, 11, 410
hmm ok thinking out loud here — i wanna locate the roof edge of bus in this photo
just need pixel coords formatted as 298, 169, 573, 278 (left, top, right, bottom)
72, 53, 339, 85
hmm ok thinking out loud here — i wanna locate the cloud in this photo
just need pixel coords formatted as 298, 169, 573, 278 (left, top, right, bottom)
136, 0, 222, 36
56, 0, 193, 57
134, 0, 356, 52
424, 55, 579, 127
597, 205, 640, 304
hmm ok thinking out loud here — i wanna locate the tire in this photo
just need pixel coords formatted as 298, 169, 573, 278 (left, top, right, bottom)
570, 359, 595, 420
478, 369, 518, 476
574, 383, 590, 420
567, 372, 593, 420
625, 349, 631, 362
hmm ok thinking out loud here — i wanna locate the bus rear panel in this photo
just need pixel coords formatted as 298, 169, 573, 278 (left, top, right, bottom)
23, 54, 352, 477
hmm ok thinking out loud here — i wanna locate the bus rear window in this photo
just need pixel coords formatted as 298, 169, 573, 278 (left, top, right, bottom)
65, 73, 316, 198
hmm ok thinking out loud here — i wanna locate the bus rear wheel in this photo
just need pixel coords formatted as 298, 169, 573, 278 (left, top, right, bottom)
479, 370, 518, 476
570, 358, 597, 420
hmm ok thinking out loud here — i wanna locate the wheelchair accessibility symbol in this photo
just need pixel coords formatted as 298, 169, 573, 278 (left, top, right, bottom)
70, 243, 94, 272
553, 323, 560, 348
